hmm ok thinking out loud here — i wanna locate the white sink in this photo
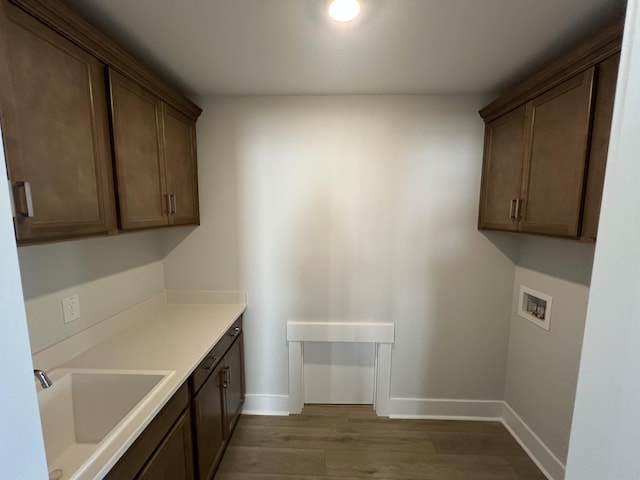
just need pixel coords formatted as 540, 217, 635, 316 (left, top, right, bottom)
37, 368, 174, 480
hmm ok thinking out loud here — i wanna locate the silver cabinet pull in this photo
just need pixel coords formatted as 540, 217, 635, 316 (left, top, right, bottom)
170, 194, 177, 214
515, 199, 522, 220
229, 326, 241, 337
222, 366, 231, 388
509, 199, 516, 220
14, 181, 34, 217
8, 180, 16, 218
165, 194, 171, 215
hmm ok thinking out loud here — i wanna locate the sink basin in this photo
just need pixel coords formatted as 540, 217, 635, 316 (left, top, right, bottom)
37, 368, 174, 479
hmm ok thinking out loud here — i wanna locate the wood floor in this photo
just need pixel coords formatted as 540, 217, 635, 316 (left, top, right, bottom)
215, 405, 547, 480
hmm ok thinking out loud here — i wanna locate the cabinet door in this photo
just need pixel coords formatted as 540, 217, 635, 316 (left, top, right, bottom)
519, 68, 596, 237
0, 1, 117, 242
581, 54, 620, 241
223, 334, 245, 435
478, 106, 527, 232
137, 410, 195, 480
109, 69, 168, 230
193, 361, 226, 480
162, 103, 199, 226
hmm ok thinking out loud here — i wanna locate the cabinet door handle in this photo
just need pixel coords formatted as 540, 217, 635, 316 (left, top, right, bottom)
14, 181, 35, 218
203, 355, 219, 370
515, 198, 522, 220
165, 194, 171, 215
229, 326, 241, 337
8, 180, 16, 218
509, 199, 516, 220
170, 194, 177, 214
222, 366, 231, 388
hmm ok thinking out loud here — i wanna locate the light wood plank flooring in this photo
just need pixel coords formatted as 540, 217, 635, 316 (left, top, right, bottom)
215, 405, 546, 480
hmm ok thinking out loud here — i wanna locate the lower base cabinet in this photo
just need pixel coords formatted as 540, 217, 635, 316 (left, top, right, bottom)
192, 319, 245, 480
104, 384, 192, 480
193, 361, 226, 480
104, 316, 245, 480
137, 411, 194, 480
223, 333, 244, 436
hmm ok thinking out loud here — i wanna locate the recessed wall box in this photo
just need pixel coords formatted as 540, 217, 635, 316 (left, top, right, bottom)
518, 286, 552, 331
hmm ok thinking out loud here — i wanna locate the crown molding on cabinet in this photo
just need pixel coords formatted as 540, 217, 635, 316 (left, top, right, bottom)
9, 0, 202, 120
480, 18, 624, 123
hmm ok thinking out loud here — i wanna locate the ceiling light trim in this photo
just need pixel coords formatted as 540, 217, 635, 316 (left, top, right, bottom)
328, 0, 361, 22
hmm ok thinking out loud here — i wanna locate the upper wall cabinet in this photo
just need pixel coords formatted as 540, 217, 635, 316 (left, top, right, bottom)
109, 70, 166, 230
162, 104, 200, 226
478, 107, 527, 233
478, 20, 623, 241
0, 1, 117, 242
109, 70, 199, 230
0, 0, 201, 244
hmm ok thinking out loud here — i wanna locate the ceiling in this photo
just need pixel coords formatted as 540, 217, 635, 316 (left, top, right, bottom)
64, 0, 626, 97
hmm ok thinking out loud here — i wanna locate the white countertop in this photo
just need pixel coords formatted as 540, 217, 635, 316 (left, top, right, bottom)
42, 298, 246, 480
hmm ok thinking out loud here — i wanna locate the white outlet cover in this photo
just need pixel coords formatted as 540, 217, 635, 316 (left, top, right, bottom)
62, 295, 80, 323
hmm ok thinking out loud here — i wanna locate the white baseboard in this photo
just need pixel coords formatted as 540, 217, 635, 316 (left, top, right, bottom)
388, 397, 504, 420
502, 403, 565, 480
242, 394, 290, 416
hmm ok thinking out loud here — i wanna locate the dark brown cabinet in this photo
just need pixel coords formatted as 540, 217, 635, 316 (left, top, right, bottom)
105, 385, 193, 480
193, 361, 226, 480
223, 333, 245, 435
518, 68, 595, 236
580, 53, 620, 241
191, 317, 245, 480
478, 21, 622, 241
109, 69, 199, 230
478, 106, 527, 232
137, 411, 195, 480
479, 69, 596, 237
109, 69, 166, 230
162, 103, 200, 226
0, 0, 117, 242
0, 0, 201, 244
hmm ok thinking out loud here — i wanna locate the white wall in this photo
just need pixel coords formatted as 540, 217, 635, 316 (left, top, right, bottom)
566, 2, 640, 477
505, 237, 595, 465
304, 342, 375, 404
0, 128, 48, 479
164, 95, 518, 406
19, 231, 166, 353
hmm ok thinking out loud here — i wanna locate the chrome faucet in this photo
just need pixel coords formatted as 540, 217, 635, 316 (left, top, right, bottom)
34, 369, 53, 388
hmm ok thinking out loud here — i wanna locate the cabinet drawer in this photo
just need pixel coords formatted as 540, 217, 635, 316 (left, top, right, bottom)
191, 317, 243, 395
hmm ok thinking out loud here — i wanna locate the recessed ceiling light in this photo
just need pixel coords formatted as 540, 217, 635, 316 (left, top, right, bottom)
328, 0, 361, 22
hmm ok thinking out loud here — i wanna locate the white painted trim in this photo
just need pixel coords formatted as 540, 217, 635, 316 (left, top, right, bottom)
286, 321, 395, 416
242, 394, 290, 416
287, 321, 394, 343
288, 341, 304, 414
502, 403, 565, 480
375, 343, 392, 416
388, 397, 504, 420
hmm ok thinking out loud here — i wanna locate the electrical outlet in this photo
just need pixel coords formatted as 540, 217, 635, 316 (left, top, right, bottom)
62, 295, 80, 323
